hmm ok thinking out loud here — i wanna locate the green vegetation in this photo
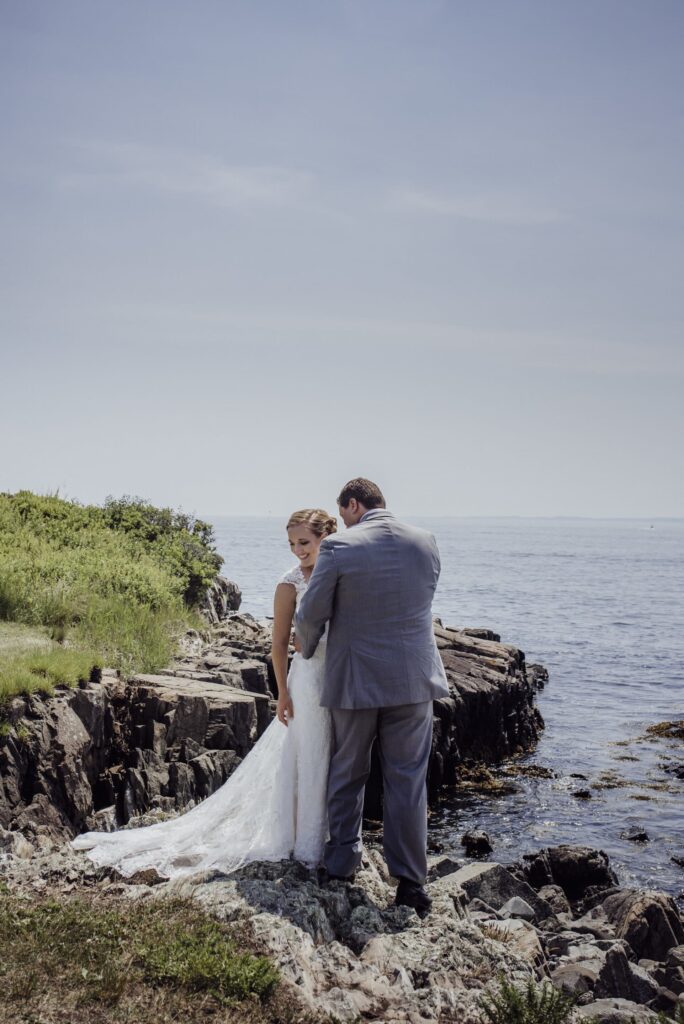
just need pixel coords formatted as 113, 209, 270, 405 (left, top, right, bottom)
0, 492, 222, 704
658, 1007, 684, 1023
0, 648, 102, 710
479, 975, 575, 1024
0, 891, 298, 1024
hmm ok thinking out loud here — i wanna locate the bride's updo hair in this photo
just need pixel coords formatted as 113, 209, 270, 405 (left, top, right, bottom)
286, 508, 337, 538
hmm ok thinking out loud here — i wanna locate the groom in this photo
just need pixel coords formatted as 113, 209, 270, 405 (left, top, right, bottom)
295, 477, 449, 916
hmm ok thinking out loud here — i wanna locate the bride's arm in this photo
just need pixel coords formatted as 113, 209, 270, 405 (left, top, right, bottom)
272, 582, 296, 726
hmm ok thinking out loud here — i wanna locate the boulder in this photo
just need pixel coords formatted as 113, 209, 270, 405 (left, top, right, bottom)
550, 961, 601, 998
500, 896, 536, 921
596, 944, 659, 1003
664, 945, 684, 995
461, 830, 492, 857
538, 883, 571, 916
601, 889, 684, 961
521, 845, 618, 902
201, 576, 242, 624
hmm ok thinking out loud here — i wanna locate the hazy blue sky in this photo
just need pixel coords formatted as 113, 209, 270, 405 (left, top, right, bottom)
2, 1, 682, 518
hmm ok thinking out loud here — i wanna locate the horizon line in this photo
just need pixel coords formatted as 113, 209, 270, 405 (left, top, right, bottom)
203, 513, 684, 522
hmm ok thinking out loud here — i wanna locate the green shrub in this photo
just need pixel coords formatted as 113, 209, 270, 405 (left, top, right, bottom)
133, 900, 278, 1001
658, 1007, 684, 1023
0, 491, 221, 698
0, 491, 222, 619
479, 975, 575, 1024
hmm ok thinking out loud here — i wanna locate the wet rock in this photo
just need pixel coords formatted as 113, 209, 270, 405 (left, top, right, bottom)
460, 830, 492, 857
620, 828, 650, 843
521, 845, 618, 902
527, 663, 549, 689
646, 720, 684, 741
601, 889, 684, 961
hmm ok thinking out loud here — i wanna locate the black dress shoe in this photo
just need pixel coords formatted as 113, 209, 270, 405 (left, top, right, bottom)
318, 867, 356, 885
394, 877, 432, 917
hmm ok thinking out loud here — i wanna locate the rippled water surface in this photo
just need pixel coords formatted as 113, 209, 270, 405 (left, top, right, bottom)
209, 516, 684, 898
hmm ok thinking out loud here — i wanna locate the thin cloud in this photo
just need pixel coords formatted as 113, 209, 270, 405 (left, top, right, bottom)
89, 301, 683, 377
61, 141, 314, 210
390, 186, 566, 226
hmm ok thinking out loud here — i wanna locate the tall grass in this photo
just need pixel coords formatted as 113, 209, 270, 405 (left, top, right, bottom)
0, 492, 221, 703
0, 649, 102, 711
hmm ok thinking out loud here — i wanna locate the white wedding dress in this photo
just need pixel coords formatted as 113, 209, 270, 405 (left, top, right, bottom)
72, 564, 332, 878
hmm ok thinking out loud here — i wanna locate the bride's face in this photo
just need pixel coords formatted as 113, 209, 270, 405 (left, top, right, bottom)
287, 525, 322, 570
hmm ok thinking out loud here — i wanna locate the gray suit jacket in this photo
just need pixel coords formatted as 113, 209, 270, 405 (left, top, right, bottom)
295, 510, 449, 709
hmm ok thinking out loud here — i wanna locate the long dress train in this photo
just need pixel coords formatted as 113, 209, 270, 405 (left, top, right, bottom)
72, 564, 331, 879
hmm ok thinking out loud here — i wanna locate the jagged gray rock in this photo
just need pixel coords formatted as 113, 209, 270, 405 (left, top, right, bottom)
575, 997, 661, 1021
1, 614, 545, 844
521, 844, 618, 903
200, 575, 242, 624
601, 889, 684, 961
454, 862, 554, 922
169, 855, 540, 1023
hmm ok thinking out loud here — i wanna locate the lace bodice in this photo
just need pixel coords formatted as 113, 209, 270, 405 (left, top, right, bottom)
279, 563, 328, 652
279, 563, 309, 606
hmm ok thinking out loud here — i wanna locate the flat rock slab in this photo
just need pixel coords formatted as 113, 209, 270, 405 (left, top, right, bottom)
131, 674, 267, 705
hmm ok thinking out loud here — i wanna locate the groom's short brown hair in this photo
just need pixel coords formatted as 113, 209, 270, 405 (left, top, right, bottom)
337, 478, 386, 510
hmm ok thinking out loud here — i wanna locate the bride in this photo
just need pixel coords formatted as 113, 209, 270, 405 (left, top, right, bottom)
72, 508, 336, 879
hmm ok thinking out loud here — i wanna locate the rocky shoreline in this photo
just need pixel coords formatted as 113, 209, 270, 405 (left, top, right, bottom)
2, 582, 684, 1021
2, 826, 683, 1022
0, 600, 546, 839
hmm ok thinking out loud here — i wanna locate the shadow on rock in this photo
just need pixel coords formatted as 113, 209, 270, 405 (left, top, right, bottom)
223, 858, 416, 953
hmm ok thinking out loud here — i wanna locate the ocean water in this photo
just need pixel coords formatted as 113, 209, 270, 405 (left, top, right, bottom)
208, 516, 684, 900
